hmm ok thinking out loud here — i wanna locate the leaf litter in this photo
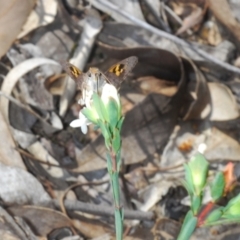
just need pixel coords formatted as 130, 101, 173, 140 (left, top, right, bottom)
0, 0, 240, 239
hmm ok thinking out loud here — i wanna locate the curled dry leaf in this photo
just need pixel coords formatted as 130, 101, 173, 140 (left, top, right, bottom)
97, 22, 235, 77
0, 58, 61, 171
181, 59, 210, 120
0, 58, 60, 123
0, 0, 35, 58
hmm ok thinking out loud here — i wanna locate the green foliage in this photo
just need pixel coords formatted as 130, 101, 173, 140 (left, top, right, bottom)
210, 172, 225, 202
177, 211, 197, 240
222, 193, 240, 218
204, 208, 223, 224
178, 154, 240, 240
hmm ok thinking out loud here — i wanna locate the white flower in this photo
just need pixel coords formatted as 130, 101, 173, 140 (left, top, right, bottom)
70, 83, 121, 134
70, 110, 91, 134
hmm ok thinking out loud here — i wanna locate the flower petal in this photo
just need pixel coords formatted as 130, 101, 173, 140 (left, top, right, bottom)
101, 83, 120, 106
70, 110, 92, 134
70, 119, 83, 128
81, 124, 88, 134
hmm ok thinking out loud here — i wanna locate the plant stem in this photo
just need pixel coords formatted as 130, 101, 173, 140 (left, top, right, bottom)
109, 148, 123, 240
197, 202, 214, 226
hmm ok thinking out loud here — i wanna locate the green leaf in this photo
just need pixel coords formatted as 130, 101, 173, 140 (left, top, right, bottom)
222, 193, 240, 218
106, 98, 119, 129
210, 172, 225, 202
98, 120, 110, 138
184, 164, 195, 195
181, 180, 192, 197
92, 93, 108, 122
188, 153, 209, 195
191, 195, 202, 215
117, 117, 124, 131
112, 128, 121, 153
81, 107, 97, 124
177, 210, 197, 240
204, 208, 223, 225
106, 152, 112, 174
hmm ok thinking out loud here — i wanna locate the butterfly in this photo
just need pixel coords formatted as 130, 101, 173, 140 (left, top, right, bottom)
62, 56, 138, 105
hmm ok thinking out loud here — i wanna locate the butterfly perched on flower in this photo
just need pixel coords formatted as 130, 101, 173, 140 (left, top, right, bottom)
62, 56, 138, 106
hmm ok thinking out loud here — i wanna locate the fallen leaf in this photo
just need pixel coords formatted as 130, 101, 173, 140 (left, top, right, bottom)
208, 0, 240, 49
208, 82, 239, 121
0, 0, 35, 58
0, 162, 50, 206
18, 0, 58, 38
8, 206, 73, 236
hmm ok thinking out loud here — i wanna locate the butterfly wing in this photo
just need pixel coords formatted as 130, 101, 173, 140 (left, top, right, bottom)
62, 62, 84, 89
104, 56, 138, 88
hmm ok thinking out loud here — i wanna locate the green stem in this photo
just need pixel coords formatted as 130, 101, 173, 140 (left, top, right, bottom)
109, 148, 123, 240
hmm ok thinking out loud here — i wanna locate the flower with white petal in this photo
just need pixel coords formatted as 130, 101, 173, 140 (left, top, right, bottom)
70, 83, 121, 134
70, 110, 91, 134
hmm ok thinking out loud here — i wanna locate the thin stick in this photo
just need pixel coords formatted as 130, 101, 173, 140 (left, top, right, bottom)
52, 199, 154, 220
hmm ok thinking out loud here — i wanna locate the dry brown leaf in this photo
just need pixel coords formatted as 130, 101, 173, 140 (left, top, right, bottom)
0, 0, 35, 58
181, 59, 210, 120
8, 206, 73, 237
72, 219, 111, 239
208, 82, 239, 121
208, 0, 240, 48
18, 0, 57, 38
176, 6, 203, 35
138, 76, 178, 97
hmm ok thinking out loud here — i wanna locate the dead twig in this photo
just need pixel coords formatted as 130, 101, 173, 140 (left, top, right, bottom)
59, 180, 109, 215
53, 199, 154, 221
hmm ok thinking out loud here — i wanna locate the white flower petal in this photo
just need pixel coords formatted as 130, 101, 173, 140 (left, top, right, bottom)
70, 110, 92, 134
70, 119, 83, 128
101, 83, 120, 106
81, 125, 88, 134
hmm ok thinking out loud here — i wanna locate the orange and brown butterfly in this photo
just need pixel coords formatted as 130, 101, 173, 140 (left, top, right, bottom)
62, 56, 138, 90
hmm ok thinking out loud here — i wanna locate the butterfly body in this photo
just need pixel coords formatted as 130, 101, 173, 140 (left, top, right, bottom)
62, 56, 138, 105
